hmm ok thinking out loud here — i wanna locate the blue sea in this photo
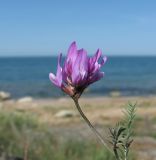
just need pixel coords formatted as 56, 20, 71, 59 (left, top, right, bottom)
0, 56, 156, 98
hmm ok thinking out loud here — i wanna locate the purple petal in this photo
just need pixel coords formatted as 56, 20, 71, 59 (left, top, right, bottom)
94, 49, 102, 62
62, 59, 72, 83
56, 53, 63, 81
100, 56, 107, 67
92, 62, 100, 73
49, 73, 60, 87
49, 54, 63, 88
78, 49, 88, 77
63, 42, 77, 82
66, 41, 77, 64
71, 50, 83, 84
88, 72, 104, 85
89, 49, 102, 72
72, 49, 88, 85
90, 55, 107, 74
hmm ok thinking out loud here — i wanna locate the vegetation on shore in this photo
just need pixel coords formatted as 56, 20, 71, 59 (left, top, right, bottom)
0, 110, 137, 160
0, 96, 156, 159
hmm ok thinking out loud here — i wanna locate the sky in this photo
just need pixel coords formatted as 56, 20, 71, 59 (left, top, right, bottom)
0, 0, 156, 56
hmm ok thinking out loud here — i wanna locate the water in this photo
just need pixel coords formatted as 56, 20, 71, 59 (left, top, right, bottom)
0, 56, 156, 98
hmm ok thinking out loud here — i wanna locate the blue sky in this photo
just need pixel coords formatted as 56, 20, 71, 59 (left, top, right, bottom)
0, 0, 156, 56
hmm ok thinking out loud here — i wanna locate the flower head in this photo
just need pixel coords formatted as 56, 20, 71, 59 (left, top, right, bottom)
49, 41, 107, 99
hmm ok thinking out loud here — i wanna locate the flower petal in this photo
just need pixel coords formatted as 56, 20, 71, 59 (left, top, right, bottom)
66, 41, 77, 64
72, 49, 88, 85
49, 73, 60, 87
49, 54, 63, 88
56, 53, 63, 81
94, 49, 102, 62
63, 42, 77, 82
88, 72, 104, 85
89, 49, 102, 72
99, 56, 107, 67
55, 54, 63, 87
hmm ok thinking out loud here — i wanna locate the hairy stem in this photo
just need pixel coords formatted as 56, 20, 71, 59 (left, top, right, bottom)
72, 98, 112, 153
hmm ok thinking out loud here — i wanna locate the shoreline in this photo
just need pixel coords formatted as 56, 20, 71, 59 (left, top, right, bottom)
1, 95, 156, 129
6, 94, 156, 100
2, 95, 156, 104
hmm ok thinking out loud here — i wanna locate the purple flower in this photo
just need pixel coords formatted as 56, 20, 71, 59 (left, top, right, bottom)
49, 41, 107, 99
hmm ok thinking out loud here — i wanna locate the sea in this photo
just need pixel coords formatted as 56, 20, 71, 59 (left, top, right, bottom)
0, 56, 156, 98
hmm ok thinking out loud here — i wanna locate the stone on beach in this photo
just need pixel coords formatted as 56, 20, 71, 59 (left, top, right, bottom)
109, 91, 121, 97
0, 91, 11, 101
17, 96, 33, 103
54, 110, 78, 118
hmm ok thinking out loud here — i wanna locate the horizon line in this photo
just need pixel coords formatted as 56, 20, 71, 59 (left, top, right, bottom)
0, 54, 156, 58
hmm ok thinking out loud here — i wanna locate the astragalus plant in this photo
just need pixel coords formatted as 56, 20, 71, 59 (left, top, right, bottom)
49, 42, 136, 160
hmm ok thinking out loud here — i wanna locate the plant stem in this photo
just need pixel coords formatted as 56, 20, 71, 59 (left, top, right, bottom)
113, 147, 120, 160
72, 98, 112, 153
124, 147, 128, 160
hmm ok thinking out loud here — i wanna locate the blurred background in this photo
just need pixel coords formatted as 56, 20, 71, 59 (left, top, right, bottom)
0, 1, 156, 160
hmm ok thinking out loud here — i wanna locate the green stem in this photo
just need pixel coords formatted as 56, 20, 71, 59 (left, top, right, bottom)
113, 147, 120, 160
72, 98, 112, 154
124, 147, 128, 160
